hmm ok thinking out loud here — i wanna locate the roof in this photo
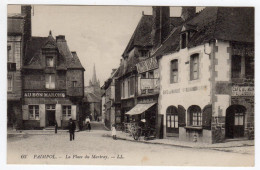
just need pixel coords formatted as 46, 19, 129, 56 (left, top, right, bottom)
24, 35, 84, 70
83, 93, 101, 103
8, 15, 24, 35
152, 7, 254, 57
68, 52, 85, 70
122, 15, 183, 56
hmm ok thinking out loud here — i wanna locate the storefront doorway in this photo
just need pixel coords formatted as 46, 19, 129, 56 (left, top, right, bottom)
225, 105, 246, 138
46, 104, 56, 126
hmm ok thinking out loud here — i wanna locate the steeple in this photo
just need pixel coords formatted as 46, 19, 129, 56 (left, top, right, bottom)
92, 64, 97, 85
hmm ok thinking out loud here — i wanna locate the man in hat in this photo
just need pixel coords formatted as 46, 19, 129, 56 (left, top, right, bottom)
68, 118, 76, 141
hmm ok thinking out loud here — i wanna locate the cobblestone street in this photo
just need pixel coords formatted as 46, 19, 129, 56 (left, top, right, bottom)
7, 123, 254, 166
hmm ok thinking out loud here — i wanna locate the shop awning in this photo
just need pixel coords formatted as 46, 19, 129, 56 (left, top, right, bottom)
125, 103, 156, 116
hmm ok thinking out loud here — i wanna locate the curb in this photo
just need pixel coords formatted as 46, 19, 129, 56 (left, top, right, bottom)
103, 133, 254, 149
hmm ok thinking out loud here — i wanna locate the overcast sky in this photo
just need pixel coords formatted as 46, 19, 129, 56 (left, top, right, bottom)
8, 5, 204, 86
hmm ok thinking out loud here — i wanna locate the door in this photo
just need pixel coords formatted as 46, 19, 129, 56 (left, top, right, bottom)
166, 106, 179, 135
46, 104, 56, 126
225, 105, 246, 138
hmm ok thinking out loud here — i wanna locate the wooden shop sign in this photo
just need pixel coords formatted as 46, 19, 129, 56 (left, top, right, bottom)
136, 56, 158, 73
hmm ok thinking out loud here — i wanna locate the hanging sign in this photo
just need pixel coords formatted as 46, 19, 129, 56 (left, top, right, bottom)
136, 56, 158, 73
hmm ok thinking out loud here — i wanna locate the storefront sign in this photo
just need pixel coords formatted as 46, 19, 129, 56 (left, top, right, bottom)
140, 78, 159, 90
136, 56, 158, 73
24, 92, 66, 98
162, 85, 207, 95
232, 86, 254, 96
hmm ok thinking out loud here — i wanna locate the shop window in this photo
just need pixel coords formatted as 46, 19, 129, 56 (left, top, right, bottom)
29, 105, 39, 120
45, 74, 55, 89
7, 75, 13, 92
231, 55, 242, 78
46, 56, 54, 67
62, 105, 71, 118
235, 113, 244, 126
245, 56, 254, 77
190, 54, 199, 80
72, 81, 77, 87
166, 106, 179, 133
188, 105, 202, 126
170, 59, 178, 83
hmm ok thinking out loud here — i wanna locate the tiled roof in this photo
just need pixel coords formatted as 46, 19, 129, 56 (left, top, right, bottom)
68, 52, 85, 70
8, 15, 24, 35
24, 35, 84, 70
152, 7, 254, 57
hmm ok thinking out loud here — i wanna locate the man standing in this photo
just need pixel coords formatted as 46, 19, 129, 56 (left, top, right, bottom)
68, 118, 76, 141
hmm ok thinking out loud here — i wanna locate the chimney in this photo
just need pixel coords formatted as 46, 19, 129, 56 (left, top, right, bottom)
151, 6, 170, 51
56, 35, 66, 42
21, 5, 32, 40
181, 7, 196, 21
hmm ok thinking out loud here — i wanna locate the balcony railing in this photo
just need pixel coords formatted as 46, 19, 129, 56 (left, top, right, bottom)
139, 78, 159, 95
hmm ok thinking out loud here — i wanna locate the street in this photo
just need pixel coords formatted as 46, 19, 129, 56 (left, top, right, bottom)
7, 122, 254, 166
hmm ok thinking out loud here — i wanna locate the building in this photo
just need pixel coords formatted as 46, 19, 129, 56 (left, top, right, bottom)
7, 11, 26, 130
152, 7, 254, 143
84, 65, 101, 121
102, 68, 121, 129
117, 7, 183, 137
18, 5, 85, 129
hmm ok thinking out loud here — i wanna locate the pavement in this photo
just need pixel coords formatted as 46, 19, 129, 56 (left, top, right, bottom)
7, 121, 254, 150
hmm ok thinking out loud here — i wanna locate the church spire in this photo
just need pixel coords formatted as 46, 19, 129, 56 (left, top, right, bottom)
92, 64, 97, 85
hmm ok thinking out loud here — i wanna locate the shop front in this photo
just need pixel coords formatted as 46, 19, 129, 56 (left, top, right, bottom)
22, 91, 78, 129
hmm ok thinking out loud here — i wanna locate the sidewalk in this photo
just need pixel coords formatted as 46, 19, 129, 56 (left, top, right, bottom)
104, 131, 254, 149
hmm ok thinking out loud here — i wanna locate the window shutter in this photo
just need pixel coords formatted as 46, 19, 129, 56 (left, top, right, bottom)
202, 105, 212, 130
22, 105, 29, 120
178, 105, 186, 127
39, 104, 45, 127
56, 104, 62, 127
72, 105, 77, 120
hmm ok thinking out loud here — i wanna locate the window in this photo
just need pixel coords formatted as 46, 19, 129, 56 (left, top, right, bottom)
181, 33, 187, 49
72, 81, 77, 87
245, 56, 254, 77
141, 73, 146, 78
166, 106, 179, 133
128, 79, 130, 97
45, 74, 55, 89
130, 77, 135, 96
235, 112, 244, 126
170, 59, 178, 83
190, 54, 199, 80
29, 105, 39, 120
62, 106, 71, 118
121, 82, 125, 98
7, 45, 14, 62
7, 75, 13, 92
189, 106, 202, 126
148, 71, 154, 78
140, 50, 149, 58
231, 55, 242, 78
46, 56, 54, 67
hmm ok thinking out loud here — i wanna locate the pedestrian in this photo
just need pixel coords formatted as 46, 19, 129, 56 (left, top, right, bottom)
54, 120, 58, 134
85, 116, 91, 131
111, 124, 117, 140
68, 118, 76, 141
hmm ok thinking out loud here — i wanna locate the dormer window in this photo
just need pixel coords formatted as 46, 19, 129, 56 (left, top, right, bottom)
46, 56, 54, 67
180, 24, 197, 49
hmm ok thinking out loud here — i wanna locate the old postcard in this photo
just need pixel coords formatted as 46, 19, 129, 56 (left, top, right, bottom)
6, 4, 255, 167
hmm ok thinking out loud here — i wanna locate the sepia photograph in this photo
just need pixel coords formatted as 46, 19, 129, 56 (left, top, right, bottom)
5, 3, 255, 167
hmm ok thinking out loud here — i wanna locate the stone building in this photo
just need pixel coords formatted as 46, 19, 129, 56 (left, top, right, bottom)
14, 5, 85, 129
152, 7, 254, 143
102, 68, 121, 129
7, 10, 26, 129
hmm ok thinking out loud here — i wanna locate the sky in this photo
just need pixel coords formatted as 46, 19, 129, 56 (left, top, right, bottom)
8, 5, 204, 86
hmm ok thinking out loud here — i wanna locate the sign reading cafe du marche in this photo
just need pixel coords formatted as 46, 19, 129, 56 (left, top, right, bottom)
24, 91, 66, 98
231, 86, 254, 96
